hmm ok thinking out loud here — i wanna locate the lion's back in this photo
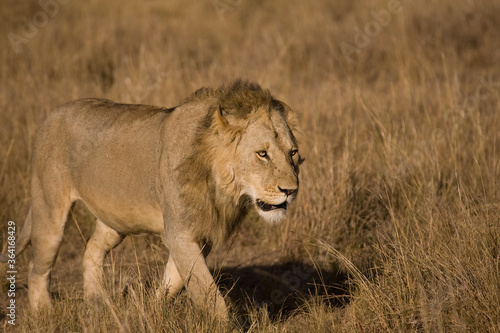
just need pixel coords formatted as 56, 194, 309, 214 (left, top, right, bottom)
32, 98, 208, 183
28, 98, 209, 234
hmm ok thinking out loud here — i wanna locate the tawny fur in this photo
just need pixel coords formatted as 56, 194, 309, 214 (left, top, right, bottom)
0, 80, 302, 321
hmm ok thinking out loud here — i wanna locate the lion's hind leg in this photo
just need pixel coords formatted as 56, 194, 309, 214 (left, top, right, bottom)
28, 176, 75, 311
83, 219, 124, 300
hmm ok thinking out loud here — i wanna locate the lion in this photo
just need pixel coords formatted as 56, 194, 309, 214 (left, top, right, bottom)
0, 80, 302, 320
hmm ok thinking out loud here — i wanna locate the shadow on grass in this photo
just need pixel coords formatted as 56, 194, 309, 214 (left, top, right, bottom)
217, 261, 349, 320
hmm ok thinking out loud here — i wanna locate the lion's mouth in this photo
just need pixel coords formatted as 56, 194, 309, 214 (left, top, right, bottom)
256, 199, 287, 212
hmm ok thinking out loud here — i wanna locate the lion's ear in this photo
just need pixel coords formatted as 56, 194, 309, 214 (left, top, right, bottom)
273, 100, 296, 123
215, 105, 229, 126
274, 100, 300, 135
214, 104, 247, 129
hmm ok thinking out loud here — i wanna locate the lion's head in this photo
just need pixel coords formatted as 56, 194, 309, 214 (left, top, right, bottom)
218, 102, 301, 224
180, 80, 302, 243
208, 81, 302, 223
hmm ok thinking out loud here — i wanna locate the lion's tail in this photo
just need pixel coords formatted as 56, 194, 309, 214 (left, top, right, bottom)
0, 208, 32, 262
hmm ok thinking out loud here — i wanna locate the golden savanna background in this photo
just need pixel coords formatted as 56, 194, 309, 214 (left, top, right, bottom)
1, 0, 500, 331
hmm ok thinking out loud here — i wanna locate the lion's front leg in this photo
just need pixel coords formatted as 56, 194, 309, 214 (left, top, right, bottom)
156, 254, 183, 299
167, 232, 228, 321
157, 243, 213, 298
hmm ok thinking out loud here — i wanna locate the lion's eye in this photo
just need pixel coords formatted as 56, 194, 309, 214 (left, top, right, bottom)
291, 149, 298, 157
257, 151, 268, 158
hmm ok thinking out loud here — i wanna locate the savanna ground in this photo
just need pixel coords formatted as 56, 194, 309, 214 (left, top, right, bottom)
1, 0, 500, 331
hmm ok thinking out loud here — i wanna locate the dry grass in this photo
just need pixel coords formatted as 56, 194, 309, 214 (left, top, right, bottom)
1, 0, 500, 331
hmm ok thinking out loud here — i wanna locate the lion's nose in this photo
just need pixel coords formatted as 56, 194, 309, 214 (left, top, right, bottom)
278, 186, 298, 197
